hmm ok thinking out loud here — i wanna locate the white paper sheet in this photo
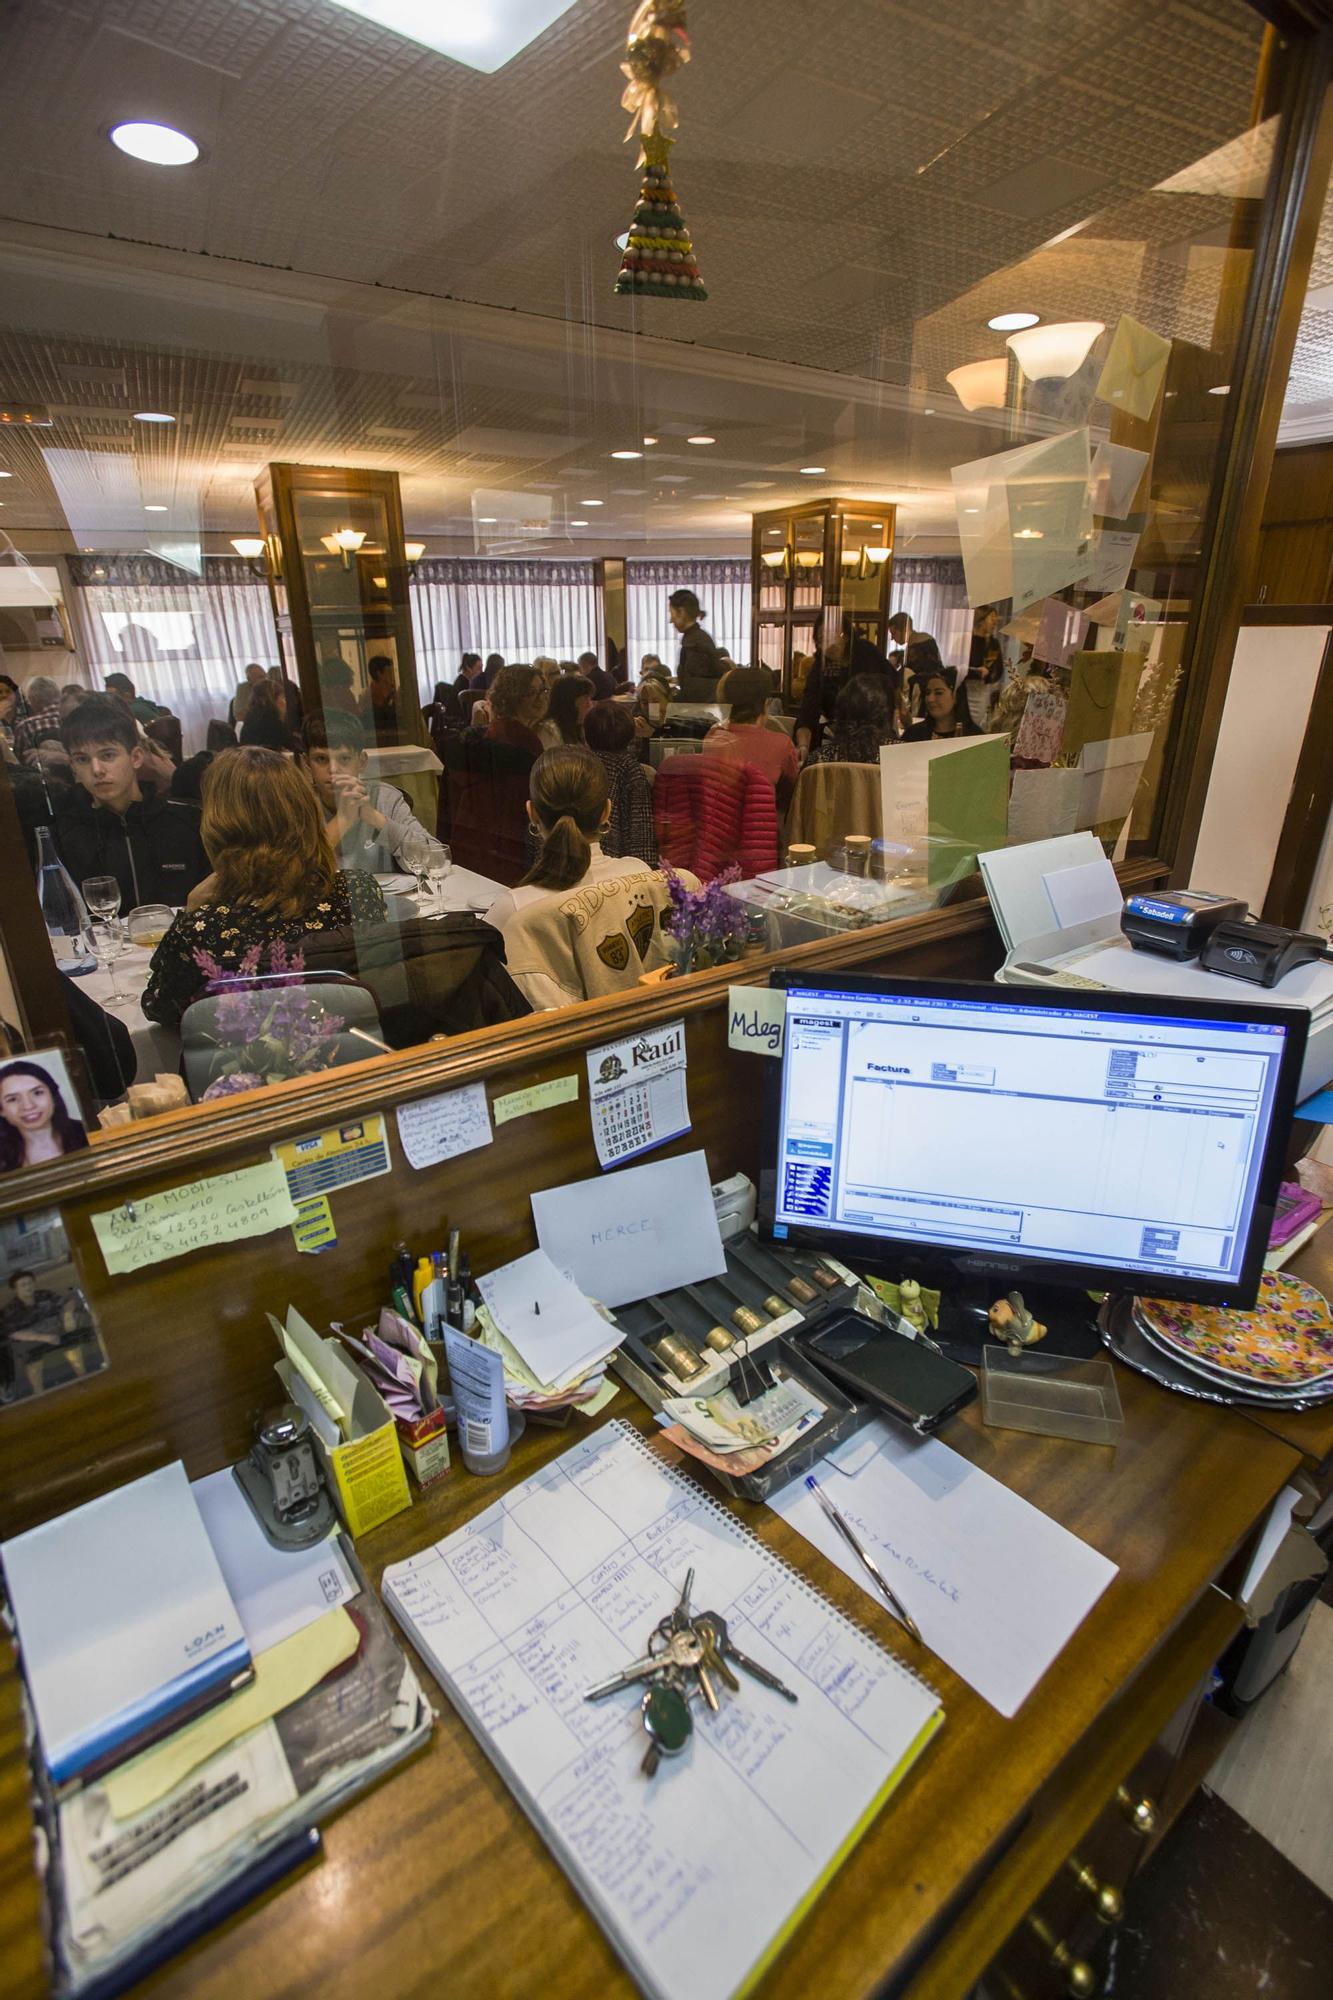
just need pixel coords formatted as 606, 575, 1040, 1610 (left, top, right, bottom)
395, 1083, 492, 1170
587, 1017, 690, 1168
953, 430, 1094, 611
475, 1248, 619, 1387
192, 1469, 354, 1656
1075, 730, 1154, 828
769, 1419, 1118, 1717
1007, 768, 1084, 846
531, 1148, 726, 1310
1084, 527, 1140, 596
1090, 441, 1149, 520
1043, 856, 1124, 930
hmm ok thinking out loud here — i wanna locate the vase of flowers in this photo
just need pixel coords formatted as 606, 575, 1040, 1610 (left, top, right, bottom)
662, 866, 746, 973
190, 942, 344, 1099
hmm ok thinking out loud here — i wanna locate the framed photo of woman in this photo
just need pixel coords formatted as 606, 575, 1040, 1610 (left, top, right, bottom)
0, 1050, 90, 1177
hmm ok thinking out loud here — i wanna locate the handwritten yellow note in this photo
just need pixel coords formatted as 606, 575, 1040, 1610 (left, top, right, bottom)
92, 1161, 299, 1275
493, 1074, 579, 1126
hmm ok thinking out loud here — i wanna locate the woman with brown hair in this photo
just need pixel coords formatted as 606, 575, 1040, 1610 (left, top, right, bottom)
142, 746, 386, 1027
485, 747, 691, 1008
485, 663, 548, 753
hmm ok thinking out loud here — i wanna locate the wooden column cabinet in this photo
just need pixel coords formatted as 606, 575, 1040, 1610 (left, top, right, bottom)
253, 462, 424, 746
751, 496, 896, 704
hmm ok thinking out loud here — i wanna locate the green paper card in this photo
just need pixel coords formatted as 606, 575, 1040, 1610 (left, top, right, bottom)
926, 736, 1010, 887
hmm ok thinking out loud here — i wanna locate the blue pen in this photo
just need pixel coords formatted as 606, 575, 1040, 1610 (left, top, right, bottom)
805, 1474, 923, 1644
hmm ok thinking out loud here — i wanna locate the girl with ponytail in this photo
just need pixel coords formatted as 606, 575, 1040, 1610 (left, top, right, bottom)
520, 747, 611, 890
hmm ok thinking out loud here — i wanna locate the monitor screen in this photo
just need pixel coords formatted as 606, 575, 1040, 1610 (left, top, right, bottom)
762, 974, 1307, 1302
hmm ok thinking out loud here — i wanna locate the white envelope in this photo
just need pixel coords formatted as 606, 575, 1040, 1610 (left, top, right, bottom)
1090, 440, 1150, 520
1075, 731, 1155, 828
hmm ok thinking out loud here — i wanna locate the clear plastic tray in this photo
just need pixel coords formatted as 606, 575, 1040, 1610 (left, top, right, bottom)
981, 1346, 1124, 1445
727, 841, 977, 946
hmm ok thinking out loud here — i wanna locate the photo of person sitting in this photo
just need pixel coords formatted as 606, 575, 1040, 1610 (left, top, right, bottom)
0, 1057, 89, 1174
301, 711, 446, 877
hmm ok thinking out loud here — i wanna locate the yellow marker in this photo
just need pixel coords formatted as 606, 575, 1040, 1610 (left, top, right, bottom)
412, 1256, 434, 1328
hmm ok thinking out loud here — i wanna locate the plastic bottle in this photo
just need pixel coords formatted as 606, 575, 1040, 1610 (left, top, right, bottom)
35, 827, 95, 973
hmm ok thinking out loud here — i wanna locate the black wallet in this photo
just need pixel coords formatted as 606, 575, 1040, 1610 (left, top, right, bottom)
798, 1309, 977, 1434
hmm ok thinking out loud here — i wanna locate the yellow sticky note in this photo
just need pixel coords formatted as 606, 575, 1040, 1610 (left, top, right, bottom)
493, 1074, 579, 1125
102, 1607, 360, 1817
576, 1377, 622, 1419
292, 1194, 337, 1255
92, 1162, 298, 1276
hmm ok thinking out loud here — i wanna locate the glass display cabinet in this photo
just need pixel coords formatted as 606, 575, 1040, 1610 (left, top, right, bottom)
751, 496, 896, 703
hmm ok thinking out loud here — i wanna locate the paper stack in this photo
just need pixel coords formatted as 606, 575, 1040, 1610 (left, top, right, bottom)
475, 1248, 623, 1417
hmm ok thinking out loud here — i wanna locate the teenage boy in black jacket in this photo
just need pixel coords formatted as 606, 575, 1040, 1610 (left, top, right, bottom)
53, 697, 209, 909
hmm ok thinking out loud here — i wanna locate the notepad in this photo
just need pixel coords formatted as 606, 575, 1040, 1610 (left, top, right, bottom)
0, 1463, 252, 1787
382, 1421, 942, 2000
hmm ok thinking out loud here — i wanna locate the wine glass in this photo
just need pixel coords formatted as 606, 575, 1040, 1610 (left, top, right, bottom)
82, 876, 126, 1002
425, 844, 453, 911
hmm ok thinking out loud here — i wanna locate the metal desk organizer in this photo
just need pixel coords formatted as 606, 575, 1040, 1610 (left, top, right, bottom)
609, 1232, 865, 1499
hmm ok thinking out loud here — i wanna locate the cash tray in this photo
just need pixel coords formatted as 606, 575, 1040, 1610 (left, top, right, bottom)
663, 1338, 865, 1504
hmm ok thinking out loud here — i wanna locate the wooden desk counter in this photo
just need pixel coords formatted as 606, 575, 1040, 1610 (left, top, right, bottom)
0, 1370, 1297, 2000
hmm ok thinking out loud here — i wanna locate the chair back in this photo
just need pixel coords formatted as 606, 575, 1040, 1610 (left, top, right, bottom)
180, 974, 387, 1101
297, 915, 530, 1046
785, 761, 883, 858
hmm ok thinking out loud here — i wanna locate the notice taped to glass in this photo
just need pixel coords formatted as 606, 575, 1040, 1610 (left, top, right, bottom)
586, 1018, 690, 1169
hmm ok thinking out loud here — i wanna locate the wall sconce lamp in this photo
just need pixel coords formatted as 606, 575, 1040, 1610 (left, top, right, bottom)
1005, 321, 1104, 383
760, 546, 792, 578
321, 527, 367, 568
230, 535, 267, 579
860, 544, 892, 578
793, 549, 822, 570
404, 540, 425, 579
946, 358, 1008, 412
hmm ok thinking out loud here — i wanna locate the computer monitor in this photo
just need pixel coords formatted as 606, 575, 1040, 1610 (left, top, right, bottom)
760, 972, 1309, 1310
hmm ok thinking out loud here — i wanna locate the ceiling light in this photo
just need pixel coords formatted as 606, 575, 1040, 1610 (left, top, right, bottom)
231, 537, 265, 558
0, 471, 12, 479
404, 541, 425, 560
326, 1, 577, 74
987, 311, 1040, 332
686, 435, 715, 445
799, 466, 826, 475
611, 449, 642, 459
1014, 527, 1045, 540
570, 519, 589, 527
923, 407, 935, 416
133, 411, 175, 424
580, 499, 604, 505
110, 121, 199, 166
642, 435, 658, 446
1006, 320, 1105, 383
143, 504, 168, 512
1208, 383, 1231, 396
946, 359, 1009, 411
477, 516, 497, 523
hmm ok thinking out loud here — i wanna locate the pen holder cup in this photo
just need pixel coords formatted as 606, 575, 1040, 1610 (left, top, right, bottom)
981, 1347, 1123, 1446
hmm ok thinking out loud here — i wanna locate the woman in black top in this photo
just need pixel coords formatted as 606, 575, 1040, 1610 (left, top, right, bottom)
900, 669, 983, 742
238, 679, 296, 752
668, 589, 722, 700
795, 612, 895, 762
810, 674, 897, 765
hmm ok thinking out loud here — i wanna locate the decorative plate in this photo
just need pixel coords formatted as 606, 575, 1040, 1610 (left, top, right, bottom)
1136, 1273, 1333, 1388
1101, 1298, 1333, 1412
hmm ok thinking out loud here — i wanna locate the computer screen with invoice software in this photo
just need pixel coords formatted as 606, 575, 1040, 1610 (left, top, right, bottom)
768, 981, 1297, 1291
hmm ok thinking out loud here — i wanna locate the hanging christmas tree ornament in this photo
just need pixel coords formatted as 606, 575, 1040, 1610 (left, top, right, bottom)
614, 3, 706, 302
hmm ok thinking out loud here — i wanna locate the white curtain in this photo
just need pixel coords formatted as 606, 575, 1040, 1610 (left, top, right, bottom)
890, 559, 972, 674
626, 560, 752, 670
410, 560, 604, 695
65, 558, 279, 753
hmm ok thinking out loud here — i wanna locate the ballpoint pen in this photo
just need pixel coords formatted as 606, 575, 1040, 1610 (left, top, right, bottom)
805, 1474, 923, 1644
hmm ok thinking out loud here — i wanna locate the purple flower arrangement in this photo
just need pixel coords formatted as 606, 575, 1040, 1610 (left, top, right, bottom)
662, 865, 746, 969
191, 941, 343, 1099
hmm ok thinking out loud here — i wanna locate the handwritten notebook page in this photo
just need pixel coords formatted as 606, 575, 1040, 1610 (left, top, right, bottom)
381, 1422, 941, 2000
770, 1420, 1117, 1719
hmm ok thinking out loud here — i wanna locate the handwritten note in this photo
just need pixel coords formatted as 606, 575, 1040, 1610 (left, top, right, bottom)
493, 1074, 579, 1125
727, 984, 784, 1057
771, 1419, 1117, 1717
531, 1148, 725, 1309
93, 1162, 298, 1275
396, 1083, 493, 1170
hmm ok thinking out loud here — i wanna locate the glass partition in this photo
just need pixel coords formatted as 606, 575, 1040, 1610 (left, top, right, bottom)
0, 0, 1287, 1135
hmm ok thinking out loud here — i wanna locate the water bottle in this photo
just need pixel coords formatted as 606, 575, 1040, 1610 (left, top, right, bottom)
34, 826, 96, 973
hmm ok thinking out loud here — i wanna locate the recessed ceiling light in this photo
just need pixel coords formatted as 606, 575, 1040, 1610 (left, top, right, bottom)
477, 515, 498, 523
570, 519, 588, 527
580, 498, 604, 505
987, 311, 1040, 332
327, 1, 577, 73
133, 410, 175, 424
0, 471, 11, 478
611, 449, 642, 459
110, 121, 199, 166
799, 466, 825, 475
642, 435, 658, 446
143, 504, 168, 512
1208, 383, 1231, 395
686, 435, 715, 445
923, 407, 935, 416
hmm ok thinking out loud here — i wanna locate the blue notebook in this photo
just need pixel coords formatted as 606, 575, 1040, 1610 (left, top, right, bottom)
0, 1461, 252, 1786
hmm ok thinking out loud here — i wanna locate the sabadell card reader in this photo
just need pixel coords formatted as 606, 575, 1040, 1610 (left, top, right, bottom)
1121, 890, 1249, 960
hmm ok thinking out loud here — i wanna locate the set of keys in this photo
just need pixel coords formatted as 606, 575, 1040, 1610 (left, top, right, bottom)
583, 1569, 798, 1776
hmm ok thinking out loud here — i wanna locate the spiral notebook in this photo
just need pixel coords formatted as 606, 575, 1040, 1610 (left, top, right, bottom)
381, 1421, 942, 2000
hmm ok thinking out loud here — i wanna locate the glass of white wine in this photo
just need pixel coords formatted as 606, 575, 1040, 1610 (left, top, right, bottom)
82, 876, 126, 1002
127, 904, 174, 951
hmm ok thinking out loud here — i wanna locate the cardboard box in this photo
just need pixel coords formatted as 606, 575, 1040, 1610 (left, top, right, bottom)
269, 1308, 410, 1537
397, 1407, 451, 1489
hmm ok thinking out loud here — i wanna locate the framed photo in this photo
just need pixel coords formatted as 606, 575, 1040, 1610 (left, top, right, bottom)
0, 1207, 107, 1406
0, 1047, 90, 1178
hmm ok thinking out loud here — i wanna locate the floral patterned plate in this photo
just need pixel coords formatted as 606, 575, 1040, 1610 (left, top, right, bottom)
1136, 1272, 1333, 1388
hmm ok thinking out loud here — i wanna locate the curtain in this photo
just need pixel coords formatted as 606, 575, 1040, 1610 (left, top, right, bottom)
626, 559, 752, 670
410, 560, 603, 695
65, 557, 279, 754
890, 557, 972, 673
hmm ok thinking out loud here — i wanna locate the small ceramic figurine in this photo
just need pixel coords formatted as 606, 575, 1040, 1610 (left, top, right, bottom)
987, 1290, 1048, 1356
898, 1278, 929, 1334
